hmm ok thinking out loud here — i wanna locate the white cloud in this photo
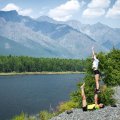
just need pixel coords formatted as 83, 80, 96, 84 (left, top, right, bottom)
106, 0, 120, 18
83, 8, 105, 18
2, 3, 19, 11
83, 0, 110, 18
1, 3, 32, 16
88, 0, 110, 8
48, 0, 80, 21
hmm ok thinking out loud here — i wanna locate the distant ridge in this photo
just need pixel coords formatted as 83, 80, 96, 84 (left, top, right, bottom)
0, 10, 119, 58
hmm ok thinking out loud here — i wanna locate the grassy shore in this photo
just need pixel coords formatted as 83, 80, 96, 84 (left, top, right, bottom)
0, 71, 85, 76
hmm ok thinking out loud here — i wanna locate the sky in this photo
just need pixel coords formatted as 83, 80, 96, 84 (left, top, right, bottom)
0, 0, 120, 28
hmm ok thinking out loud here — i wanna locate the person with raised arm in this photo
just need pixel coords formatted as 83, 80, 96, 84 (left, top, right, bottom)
92, 47, 100, 94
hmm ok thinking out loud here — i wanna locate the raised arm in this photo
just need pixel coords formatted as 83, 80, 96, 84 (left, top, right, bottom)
92, 47, 96, 59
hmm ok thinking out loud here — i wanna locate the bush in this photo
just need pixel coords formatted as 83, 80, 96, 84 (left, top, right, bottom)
11, 112, 37, 120
57, 101, 79, 113
12, 113, 26, 120
99, 85, 116, 105
40, 111, 54, 120
98, 49, 120, 86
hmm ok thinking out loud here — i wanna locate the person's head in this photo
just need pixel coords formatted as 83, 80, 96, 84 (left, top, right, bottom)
98, 103, 104, 108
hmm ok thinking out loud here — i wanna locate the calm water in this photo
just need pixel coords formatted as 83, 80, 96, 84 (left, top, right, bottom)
0, 73, 85, 120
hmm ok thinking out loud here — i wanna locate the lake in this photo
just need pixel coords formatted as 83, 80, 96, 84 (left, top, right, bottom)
0, 73, 85, 120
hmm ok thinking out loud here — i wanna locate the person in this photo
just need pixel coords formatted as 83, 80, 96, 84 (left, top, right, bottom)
92, 47, 100, 94
80, 83, 104, 111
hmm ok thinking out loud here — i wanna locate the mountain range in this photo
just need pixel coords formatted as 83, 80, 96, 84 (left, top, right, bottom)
0, 10, 119, 58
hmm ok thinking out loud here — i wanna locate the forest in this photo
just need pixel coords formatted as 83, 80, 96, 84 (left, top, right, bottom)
0, 55, 86, 73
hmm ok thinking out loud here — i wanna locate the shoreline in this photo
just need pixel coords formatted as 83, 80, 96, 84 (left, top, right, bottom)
0, 71, 85, 76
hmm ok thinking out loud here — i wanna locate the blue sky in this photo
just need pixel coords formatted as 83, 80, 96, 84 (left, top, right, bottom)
0, 0, 120, 28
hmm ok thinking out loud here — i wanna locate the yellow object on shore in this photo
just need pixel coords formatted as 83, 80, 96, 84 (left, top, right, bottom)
87, 104, 100, 110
